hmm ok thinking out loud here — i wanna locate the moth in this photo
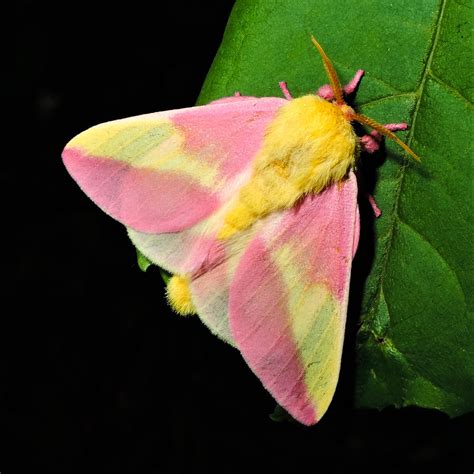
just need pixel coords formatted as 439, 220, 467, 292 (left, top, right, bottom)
62, 37, 418, 425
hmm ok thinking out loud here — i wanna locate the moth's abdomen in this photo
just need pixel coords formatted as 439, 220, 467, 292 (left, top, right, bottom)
218, 95, 357, 240
166, 275, 196, 316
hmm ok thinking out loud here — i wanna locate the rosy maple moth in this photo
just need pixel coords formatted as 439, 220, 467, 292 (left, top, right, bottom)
62, 37, 418, 426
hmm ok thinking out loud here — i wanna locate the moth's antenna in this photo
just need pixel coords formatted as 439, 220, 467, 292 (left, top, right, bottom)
353, 113, 420, 162
311, 36, 344, 105
311, 36, 420, 162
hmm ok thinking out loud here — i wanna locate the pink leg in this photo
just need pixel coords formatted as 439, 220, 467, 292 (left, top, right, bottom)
343, 69, 365, 95
366, 193, 382, 218
360, 123, 408, 154
374, 122, 408, 134
279, 81, 293, 100
234, 91, 241, 97
317, 69, 365, 100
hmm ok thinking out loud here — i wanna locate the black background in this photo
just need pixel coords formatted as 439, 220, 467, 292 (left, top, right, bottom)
9, 1, 472, 472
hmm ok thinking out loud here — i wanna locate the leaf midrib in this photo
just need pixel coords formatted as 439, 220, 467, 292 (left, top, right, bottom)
363, 0, 448, 333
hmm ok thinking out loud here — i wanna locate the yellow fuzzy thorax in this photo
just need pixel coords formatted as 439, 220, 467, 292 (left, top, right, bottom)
218, 95, 358, 239
166, 275, 196, 316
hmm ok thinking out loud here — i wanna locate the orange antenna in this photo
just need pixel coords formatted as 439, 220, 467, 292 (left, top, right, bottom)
353, 113, 420, 161
311, 35, 344, 105
311, 36, 420, 162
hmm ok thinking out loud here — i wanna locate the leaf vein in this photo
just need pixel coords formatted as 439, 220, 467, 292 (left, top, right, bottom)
380, 337, 467, 401
396, 217, 466, 304
428, 71, 474, 106
363, 0, 447, 329
357, 92, 416, 108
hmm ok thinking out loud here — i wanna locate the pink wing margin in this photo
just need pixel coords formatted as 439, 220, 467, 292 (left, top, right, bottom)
229, 172, 360, 425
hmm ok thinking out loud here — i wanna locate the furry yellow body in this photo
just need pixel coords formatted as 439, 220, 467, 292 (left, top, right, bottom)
168, 95, 357, 314
217, 95, 358, 239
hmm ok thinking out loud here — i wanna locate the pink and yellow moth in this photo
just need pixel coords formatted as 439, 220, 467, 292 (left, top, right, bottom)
62, 37, 418, 426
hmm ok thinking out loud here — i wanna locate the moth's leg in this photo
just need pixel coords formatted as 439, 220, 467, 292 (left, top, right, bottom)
360, 123, 408, 154
343, 69, 365, 95
279, 81, 293, 100
317, 69, 365, 100
361, 122, 408, 217
366, 192, 382, 218
209, 92, 243, 105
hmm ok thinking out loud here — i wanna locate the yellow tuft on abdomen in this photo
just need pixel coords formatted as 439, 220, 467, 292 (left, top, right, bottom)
166, 275, 196, 316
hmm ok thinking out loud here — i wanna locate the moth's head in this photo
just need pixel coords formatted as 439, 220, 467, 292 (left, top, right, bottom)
311, 36, 420, 162
338, 103, 356, 122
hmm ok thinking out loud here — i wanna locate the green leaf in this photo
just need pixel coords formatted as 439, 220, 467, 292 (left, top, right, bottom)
199, 0, 473, 416
136, 248, 170, 285
136, 249, 153, 272
136, 251, 171, 286
159, 268, 171, 285
269, 404, 296, 424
